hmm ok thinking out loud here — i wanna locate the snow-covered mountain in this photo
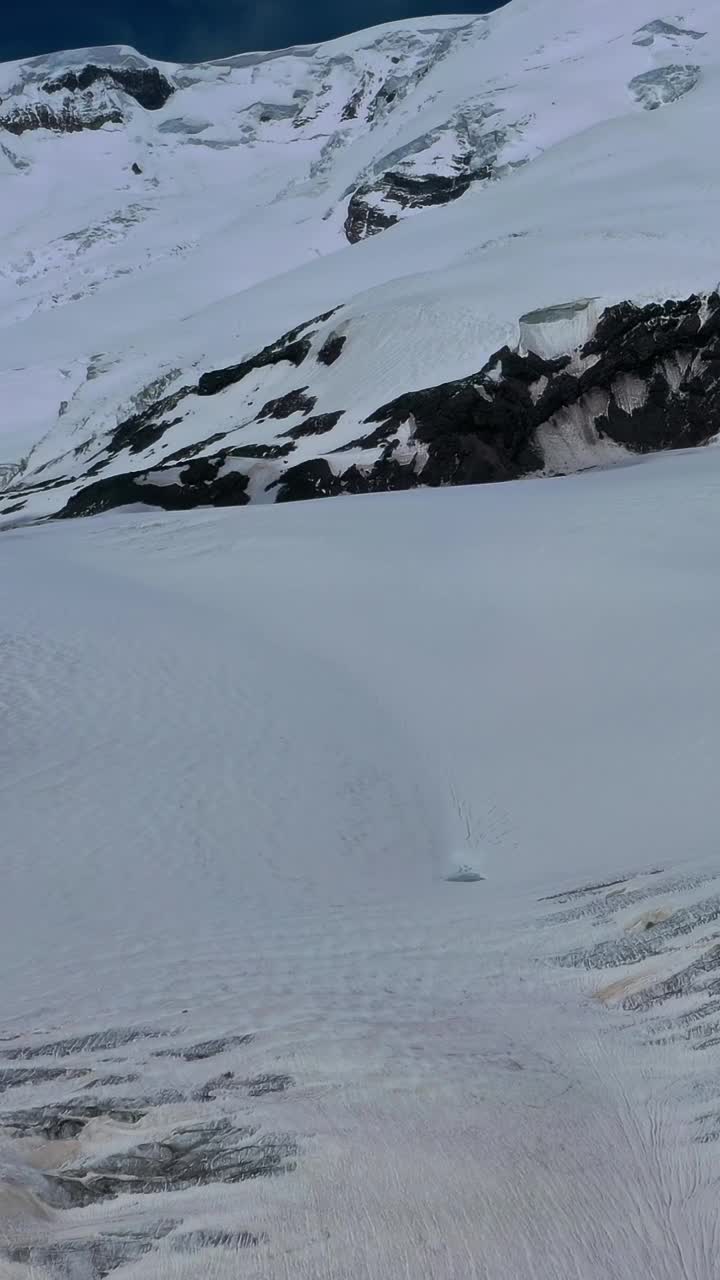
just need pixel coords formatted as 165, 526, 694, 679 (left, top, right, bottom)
9, 6, 720, 1277
2, 0, 720, 521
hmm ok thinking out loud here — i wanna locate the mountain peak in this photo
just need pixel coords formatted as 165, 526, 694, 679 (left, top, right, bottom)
2, 0, 720, 519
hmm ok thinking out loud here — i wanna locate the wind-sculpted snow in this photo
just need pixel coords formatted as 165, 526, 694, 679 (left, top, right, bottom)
7, 447, 720, 1275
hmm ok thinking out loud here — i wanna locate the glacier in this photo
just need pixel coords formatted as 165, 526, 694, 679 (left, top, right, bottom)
5, 448, 720, 1276
5, 0, 720, 1276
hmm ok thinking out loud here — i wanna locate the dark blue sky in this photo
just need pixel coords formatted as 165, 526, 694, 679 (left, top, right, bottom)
2, 2, 508, 65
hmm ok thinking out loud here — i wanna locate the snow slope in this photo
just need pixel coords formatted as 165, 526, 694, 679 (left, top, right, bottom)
5, 448, 720, 1276
4, 0, 720, 518
6, 4, 720, 1273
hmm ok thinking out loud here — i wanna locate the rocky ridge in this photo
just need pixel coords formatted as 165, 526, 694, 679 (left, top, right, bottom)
2, 3, 720, 519
5, 290, 720, 519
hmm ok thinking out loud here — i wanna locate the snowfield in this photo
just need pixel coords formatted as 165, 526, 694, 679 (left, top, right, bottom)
6, 0, 720, 1274
5, 448, 720, 1276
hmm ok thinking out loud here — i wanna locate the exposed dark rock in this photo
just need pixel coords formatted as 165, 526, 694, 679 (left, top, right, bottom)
52, 291, 720, 520
154, 1033, 255, 1061
197, 336, 312, 397
162, 431, 229, 462
112, 415, 184, 456
344, 192, 398, 244
50, 1118, 296, 1204
59, 463, 251, 517
385, 169, 484, 209
258, 388, 317, 419
43, 66, 175, 111
131, 161, 143, 174
344, 168, 490, 243
106, 387, 191, 456
331, 422, 397, 453
179, 456, 223, 485
269, 459, 343, 502
5, 473, 70, 495
225, 442, 295, 459
360, 360, 547, 487
174, 290, 720, 510
354, 292, 720, 488
1, 1026, 169, 1060
0, 104, 123, 134
317, 334, 347, 366
367, 79, 406, 122
195, 314, 336, 398
283, 411, 345, 439
340, 457, 422, 496
341, 73, 373, 121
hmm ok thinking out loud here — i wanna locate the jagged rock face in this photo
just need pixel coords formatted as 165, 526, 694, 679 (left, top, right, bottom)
42, 65, 174, 110
4, 7, 720, 522
0, 16, 522, 331
60, 462, 251, 517
41, 291, 720, 518
0, 102, 124, 135
342, 102, 512, 242
0, 64, 174, 135
326, 291, 720, 495
344, 191, 399, 243
344, 170, 486, 243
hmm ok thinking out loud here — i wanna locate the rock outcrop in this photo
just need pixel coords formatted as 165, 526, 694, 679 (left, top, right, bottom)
0, 64, 174, 134
42, 290, 720, 518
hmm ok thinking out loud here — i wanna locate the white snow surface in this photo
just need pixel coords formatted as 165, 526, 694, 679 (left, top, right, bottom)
6, 3, 720, 1274
2, 0, 720, 508
5, 448, 720, 1275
